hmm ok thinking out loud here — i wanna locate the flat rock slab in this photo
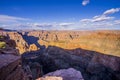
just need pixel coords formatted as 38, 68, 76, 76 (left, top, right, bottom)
0, 54, 21, 80
0, 54, 20, 68
37, 68, 84, 80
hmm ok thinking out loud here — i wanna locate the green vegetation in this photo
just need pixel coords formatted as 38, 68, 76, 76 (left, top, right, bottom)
0, 42, 6, 49
0, 36, 3, 39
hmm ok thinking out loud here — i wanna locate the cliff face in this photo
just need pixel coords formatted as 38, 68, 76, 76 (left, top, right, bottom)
0, 31, 39, 54
0, 36, 29, 80
0, 54, 23, 80
1, 30, 120, 57
0, 32, 29, 54
22, 46, 120, 80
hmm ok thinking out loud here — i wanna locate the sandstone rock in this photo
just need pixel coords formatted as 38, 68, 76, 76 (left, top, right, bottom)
36, 46, 120, 80
0, 54, 20, 80
37, 76, 62, 80
0, 32, 29, 54
29, 44, 39, 51
1, 48, 19, 55
1, 30, 120, 56
37, 68, 84, 80
23, 65, 33, 80
30, 62, 43, 79
86, 53, 120, 75
0, 54, 30, 80
0, 35, 29, 80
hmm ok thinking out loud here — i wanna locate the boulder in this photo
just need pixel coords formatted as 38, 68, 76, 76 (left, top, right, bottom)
37, 76, 62, 80
37, 68, 84, 80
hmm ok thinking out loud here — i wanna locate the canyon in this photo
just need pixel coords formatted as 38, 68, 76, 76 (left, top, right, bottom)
0, 30, 120, 80
0, 30, 120, 56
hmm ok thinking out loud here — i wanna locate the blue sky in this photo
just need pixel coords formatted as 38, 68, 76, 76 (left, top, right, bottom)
0, 0, 120, 30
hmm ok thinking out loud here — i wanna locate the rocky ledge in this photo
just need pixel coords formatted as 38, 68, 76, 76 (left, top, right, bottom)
37, 68, 84, 80
0, 36, 29, 80
23, 46, 120, 80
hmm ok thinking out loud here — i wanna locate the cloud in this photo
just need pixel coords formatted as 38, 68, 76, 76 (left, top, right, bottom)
58, 22, 74, 27
82, 0, 90, 6
80, 15, 114, 22
80, 19, 91, 22
80, 8, 120, 22
79, 8, 120, 30
92, 15, 114, 22
103, 8, 120, 15
0, 14, 30, 23
91, 21, 114, 26
114, 20, 120, 25
33, 23, 53, 28
1, 22, 74, 30
31, 22, 74, 28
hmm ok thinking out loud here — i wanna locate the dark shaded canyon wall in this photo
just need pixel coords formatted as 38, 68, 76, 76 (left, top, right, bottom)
22, 46, 120, 80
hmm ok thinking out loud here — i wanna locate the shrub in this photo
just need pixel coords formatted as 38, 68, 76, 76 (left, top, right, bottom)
0, 42, 6, 49
0, 36, 3, 39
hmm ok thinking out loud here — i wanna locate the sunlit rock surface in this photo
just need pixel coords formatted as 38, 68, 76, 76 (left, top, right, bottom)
37, 68, 84, 80
0, 30, 120, 56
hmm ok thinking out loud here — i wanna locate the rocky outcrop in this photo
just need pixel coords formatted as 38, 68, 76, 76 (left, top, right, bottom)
0, 54, 31, 80
0, 31, 29, 54
0, 51, 29, 80
29, 46, 120, 80
0, 36, 29, 80
0, 54, 21, 80
37, 68, 84, 80
0, 31, 40, 54
37, 76, 62, 80
29, 44, 39, 51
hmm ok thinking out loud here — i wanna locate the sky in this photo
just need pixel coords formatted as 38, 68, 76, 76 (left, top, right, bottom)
0, 0, 120, 30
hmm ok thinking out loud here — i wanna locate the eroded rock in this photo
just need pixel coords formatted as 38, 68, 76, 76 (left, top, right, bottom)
37, 68, 84, 80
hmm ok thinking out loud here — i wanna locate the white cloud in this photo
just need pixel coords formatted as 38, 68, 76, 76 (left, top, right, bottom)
79, 8, 120, 30
80, 19, 91, 22
82, 0, 90, 6
103, 8, 120, 15
91, 21, 114, 26
33, 23, 53, 27
30, 22, 74, 28
58, 22, 74, 27
1, 22, 75, 30
80, 8, 120, 23
0, 14, 30, 23
80, 15, 114, 22
92, 15, 114, 22
114, 20, 120, 25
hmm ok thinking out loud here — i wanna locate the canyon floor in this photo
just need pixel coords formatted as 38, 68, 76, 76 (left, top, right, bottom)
0, 30, 120, 80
